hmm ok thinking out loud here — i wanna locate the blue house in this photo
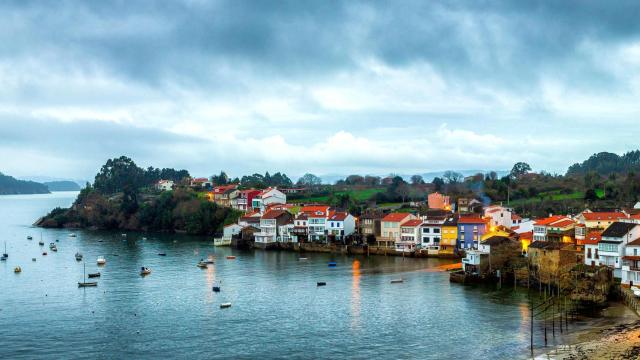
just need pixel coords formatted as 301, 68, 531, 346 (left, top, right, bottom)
457, 216, 488, 250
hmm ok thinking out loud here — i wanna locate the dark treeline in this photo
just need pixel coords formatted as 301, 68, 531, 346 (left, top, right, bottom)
0, 172, 50, 195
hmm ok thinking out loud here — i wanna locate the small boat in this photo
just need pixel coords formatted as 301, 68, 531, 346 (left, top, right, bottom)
226, 256, 236, 260
42, 252, 47, 256
32, 258, 36, 262
121, 233, 127, 237
75, 252, 83, 261
197, 260, 208, 268
299, 257, 308, 261
390, 279, 404, 284
49, 242, 56, 249
0, 257, 5, 261
142, 237, 147, 241
51, 245, 58, 252
212, 281, 221, 292
88, 272, 101, 278
140, 267, 151, 276
97, 256, 106, 265
205, 255, 215, 264
220, 303, 232, 309
3, 241, 7, 258
27, 236, 33, 240
14, 266, 22, 273
317, 282, 327, 286
79, 263, 98, 287
328, 262, 337, 267
158, 253, 167, 256
69, 233, 77, 238
55, 239, 59, 242
38, 240, 44, 246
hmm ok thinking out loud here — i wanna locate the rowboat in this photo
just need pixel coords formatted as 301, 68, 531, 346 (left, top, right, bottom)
88, 272, 101, 278
220, 303, 232, 309
197, 260, 208, 268
75, 252, 83, 261
390, 279, 404, 284
14, 266, 21, 273
317, 282, 327, 286
226, 256, 236, 260
79, 263, 98, 287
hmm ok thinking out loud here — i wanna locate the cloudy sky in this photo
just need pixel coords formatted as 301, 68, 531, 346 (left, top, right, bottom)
1, 1, 640, 181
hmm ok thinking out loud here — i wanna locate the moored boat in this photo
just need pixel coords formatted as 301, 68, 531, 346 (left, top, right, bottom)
212, 281, 221, 292
88, 272, 101, 278
27, 235, 33, 240
197, 260, 208, 268
317, 281, 327, 286
97, 256, 106, 265
328, 262, 337, 267
38, 240, 44, 246
42, 252, 47, 256
3, 241, 7, 258
158, 253, 167, 256
79, 263, 98, 287
220, 303, 232, 309
14, 266, 21, 273
75, 252, 83, 261
140, 267, 151, 276
226, 255, 236, 260
69, 233, 77, 238
390, 279, 404, 284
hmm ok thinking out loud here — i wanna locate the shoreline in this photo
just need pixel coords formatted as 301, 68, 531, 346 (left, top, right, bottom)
533, 303, 640, 359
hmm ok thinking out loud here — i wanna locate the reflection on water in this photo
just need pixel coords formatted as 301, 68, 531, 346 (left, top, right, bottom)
351, 259, 361, 330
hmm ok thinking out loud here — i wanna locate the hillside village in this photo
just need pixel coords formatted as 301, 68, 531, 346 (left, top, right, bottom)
157, 176, 640, 294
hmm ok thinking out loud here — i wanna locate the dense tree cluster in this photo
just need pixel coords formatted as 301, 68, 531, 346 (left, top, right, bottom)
240, 172, 293, 189
567, 151, 640, 176
0, 172, 49, 195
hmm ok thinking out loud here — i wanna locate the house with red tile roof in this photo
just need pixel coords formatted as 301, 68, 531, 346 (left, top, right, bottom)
533, 215, 573, 242
457, 216, 489, 249
251, 188, 286, 212
234, 189, 261, 212
190, 177, 212, 190
396, 219, 423, 253
380, 212, 418, 247
622, 237, 640, 285
576, 211, 628, 230
254, 210, 293, 248
583, 231, 602, 267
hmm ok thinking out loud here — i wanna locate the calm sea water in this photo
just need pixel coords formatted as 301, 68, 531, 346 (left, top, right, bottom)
1, 192, 618, 359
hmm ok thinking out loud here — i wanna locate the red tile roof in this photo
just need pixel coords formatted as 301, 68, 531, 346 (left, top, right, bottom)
329, 212, 349, 221
511, 214, 522, 221
262, 210, 289, 219
582, 212, 627, 221
627, 237, 640, 247
534, 215, 567, 226
401, 219, 423, 227
582, 232, 602, 245
549, 219, 576, 228
458, 216, 488, 224
519, 231, 533, 241
382, 213, 413, 222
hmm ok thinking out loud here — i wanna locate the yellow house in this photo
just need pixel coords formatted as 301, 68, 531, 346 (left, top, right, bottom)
440, 215, 458, 255
577, 211, 628, 230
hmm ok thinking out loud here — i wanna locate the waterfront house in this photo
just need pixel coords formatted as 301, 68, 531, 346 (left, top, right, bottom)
292, 213, 309, 242
254, 210, 293, 248
360, 211, 383, 242
278, 219, 297, 243
420, 212, 447, 254
576, 211, 628, 231
300, 205, 331, 242
428, 192, 451, 210
528, 242, 578, 284
440, 215, 459, 255
221, 223, 243, 244
380, 213, 418, 248
396, 219, 423, 253
234, 189, 261, 212
462, 236, 518, 274
457, 216, 488, 250
155, 179, 174, 191
238, 210, 262, 228
251, 188, 287, 212
583, 232, 602, 267
326, 211, 356, 243
598, 222, 640, 277
621, 238, 640, 286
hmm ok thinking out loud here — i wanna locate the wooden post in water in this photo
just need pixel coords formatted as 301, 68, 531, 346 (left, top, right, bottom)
530, 295, 534, 355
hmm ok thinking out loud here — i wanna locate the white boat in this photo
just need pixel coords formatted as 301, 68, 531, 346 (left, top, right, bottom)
196, 260, 208, 268
50, 245, 58, 252
69, 233, 77, 238
97, 256, 106, 265
140, 267, 151, 276
75, 252, 83, 261
220, 303, 232, 309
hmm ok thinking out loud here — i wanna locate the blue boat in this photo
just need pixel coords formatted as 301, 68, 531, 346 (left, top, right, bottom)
328, 262, 337, 267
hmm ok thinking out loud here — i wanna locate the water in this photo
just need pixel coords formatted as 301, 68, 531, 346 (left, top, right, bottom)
0, 192, 608, 359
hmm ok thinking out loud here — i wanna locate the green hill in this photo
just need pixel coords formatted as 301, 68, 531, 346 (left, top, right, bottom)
0, 172, 50, 195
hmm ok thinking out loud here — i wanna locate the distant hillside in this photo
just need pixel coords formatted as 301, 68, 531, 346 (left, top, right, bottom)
567, 151, 640, 176
44, 181, 81, 191
0, 172, 50, 195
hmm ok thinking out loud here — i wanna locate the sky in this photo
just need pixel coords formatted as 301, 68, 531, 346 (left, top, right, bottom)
1, 1, 640, 181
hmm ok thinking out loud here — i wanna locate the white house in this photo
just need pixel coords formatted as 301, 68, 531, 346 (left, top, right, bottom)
254, 210, 292, 247
396, 219, 423, 253
278, 220, 297, 243
251, 188, 287, 212
583, 232, 602, 267
621, 238, 640, 286
484, 205, 514, 229
420, 217, 445, 254
598, 222, 640, 277
326, 212, 356, 242
156, 179, 174, 191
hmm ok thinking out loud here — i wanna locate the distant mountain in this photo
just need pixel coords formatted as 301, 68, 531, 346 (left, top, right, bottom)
43, 181, 81, 191
0, 172, 50, 195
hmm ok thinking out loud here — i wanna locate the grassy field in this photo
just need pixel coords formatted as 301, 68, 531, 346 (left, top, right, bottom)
289, 187, 386, 204
509, 191, 584, 206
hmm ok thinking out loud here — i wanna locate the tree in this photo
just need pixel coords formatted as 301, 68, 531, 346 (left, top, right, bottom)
345, 175, 365, 185
297, 173, 322, 187
93, 156, 145, 195
510, 162, 532, 179
410, 175, 425, 185
443, 171, 463, 184
432, 177, 445, 192
211, 171, 229, 185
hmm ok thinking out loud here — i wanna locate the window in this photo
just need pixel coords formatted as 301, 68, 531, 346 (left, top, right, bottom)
434, 228, 440, 234
635, 249, 638, 256
424, 228, 430, 233
587, 248, 592, 259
